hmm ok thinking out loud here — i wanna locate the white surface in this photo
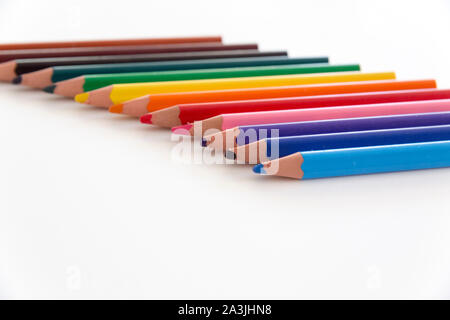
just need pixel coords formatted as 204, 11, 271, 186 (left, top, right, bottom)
1, 0, 450, 299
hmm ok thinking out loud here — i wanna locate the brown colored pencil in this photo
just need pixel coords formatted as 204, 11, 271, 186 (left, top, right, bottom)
0, 36, 222, 50
0, 42, 254, 63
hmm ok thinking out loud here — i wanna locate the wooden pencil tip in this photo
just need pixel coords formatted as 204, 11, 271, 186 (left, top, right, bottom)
43, 84, 56, 94
0, 61, 17, 82
253, 164, 266, 175
12, 76, 22, 85
75, 93, 89, 103
109, 103, 124, 114
140, 114, 152, 124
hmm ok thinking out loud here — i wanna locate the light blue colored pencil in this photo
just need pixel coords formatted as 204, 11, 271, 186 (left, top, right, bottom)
253, 140, 450, 179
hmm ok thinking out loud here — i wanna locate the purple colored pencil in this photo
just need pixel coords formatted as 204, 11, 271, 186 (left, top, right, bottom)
230, 111, 450, 146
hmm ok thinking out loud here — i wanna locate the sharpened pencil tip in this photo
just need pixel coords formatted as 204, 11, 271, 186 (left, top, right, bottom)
75, 93, 89, 103
12, 76, 22, 84
109, 103, 124, 114
43, 84, 56, 94
140, 114, 152, 124
171, 124, 192, 134
253, 164, 266, 175
225, 150, 237, 160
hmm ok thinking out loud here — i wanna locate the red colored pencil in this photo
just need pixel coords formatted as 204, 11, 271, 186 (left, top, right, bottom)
142, 88, 450, 128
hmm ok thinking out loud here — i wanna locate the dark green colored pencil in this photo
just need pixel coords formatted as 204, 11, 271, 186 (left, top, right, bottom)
16, 55, 330, 89
10, 50, 290, 86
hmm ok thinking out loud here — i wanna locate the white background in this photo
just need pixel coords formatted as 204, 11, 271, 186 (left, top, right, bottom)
1, 0, 450, 299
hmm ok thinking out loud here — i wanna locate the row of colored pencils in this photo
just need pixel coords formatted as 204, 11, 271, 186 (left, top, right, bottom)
2, 36, 450, 180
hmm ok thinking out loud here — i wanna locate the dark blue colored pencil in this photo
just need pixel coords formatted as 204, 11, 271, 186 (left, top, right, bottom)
234, 111, 450, 146
230, 124, 450, 163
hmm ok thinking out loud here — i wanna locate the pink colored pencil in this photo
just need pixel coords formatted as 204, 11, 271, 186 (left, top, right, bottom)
170, 99, 450, 136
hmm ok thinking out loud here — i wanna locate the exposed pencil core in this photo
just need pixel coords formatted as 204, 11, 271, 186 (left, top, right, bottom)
253, 164, 266, 174
12, 76, 21, 84
43, 85, 56, 93
172, 124, 193, 133
140, 114, 152, 124
109, 104, 124, 114
225, 150, 237, 160
75, 93, 89, 103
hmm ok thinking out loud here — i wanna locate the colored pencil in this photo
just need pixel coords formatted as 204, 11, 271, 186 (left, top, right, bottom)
253, 141, 450, 180
147, 88, 450, 128
0, 42, 254, 63
113, 79, 436, 116
76, 72, 396, 108
206, 111, 450, 151
45, 56, 330, 97
47, 63, 357, 98
230, 125, 450, 164
171, 99, 450, 136
1, 50, 286, 83
0, 36, 222, 50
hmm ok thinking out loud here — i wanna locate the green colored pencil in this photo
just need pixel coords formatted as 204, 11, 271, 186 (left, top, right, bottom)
46, 63, 359, 97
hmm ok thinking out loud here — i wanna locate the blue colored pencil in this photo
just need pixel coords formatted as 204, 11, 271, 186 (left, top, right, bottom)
233, 111, 450, 146
253, 140, 450, 179
230, 124, 450, 163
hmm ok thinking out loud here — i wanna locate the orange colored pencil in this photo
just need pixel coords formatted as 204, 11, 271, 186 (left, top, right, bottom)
109, 79, 437, 117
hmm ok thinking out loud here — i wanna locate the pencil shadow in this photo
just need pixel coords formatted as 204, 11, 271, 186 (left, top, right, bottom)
40, 94, 73, 102
198, 159, 308, 184
139, 125, 172, 134
0, 83, 29, 93
107, 114, 138, 121
74, 105, 109, 113
0, 82, 14, 89
0, 84, 369, 185
4, 84, 42, 93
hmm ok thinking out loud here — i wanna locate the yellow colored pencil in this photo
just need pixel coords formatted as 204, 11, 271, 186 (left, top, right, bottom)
75, 72, 396, 108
